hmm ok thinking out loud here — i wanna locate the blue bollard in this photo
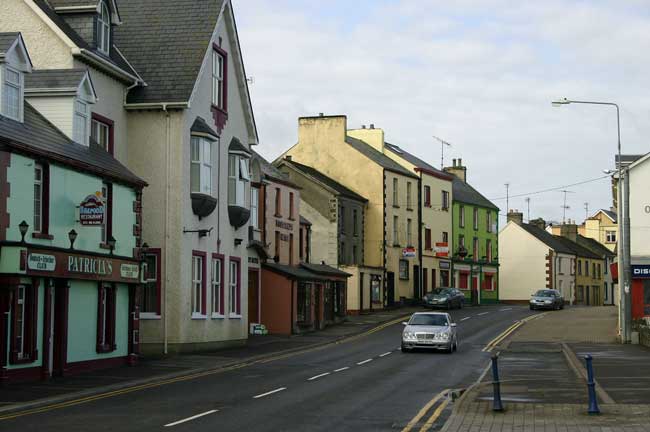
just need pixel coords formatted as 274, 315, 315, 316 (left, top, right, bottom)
491, 354, 504, 412
584, 355, 600, 415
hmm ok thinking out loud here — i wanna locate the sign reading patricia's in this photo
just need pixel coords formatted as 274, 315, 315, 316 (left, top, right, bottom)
632, 265, 650, 279
27, 253, 56, 271
79, 192, 105, 226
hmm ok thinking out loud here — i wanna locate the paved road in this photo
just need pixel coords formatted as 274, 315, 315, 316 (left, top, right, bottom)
2, 305, 535, 432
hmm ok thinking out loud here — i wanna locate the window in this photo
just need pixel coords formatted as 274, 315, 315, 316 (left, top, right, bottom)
585, 260, 589, 276
459, 205, 465, 227
353, 209, 358, 236
229, 258, 241, 316
140, 251, 161, 316
442, 232, 448, 243
592, 263, 596, 278
598, 263, 601, 278
101, 183, 113, 246
424, 186, 431, 207
473, 208, 479, 230
299, 228, 304, 261
274, 188, 281, 216
352, 245, 357, 265
33, 164, 43, 233
571, 258, 575, 275
212, 255, 224, 316
10, 284, 37, 363
604, 259, 608, 274
2, 66, 22, 121
212, 48, 226, 110
558, 257, 563, 274
289, 233, 294, 265
393, 215, 399, 245
97, 1, 111, 54
339, 206, 345, 233
73, 100, 89, 145
297, 283, 311, 323
96, 283, 116, 353
289, 192, 295, 220
91, 114, 113, 154
606, 230, 616, 243
191, 253, 206, 317
473, 237, 479, 258
425, 228, 432, 250
487, 211, 492, 233
228, 155, 249, 206
486, 239, 492, 261
275, 231, 280, 260
406, 182, 412, 209
442, 190, 449, 211
191, 137, 213, 195
399, 259, 409, 280
250, 187, 259, 229
392, 178, 398, 206
407, 218, 413, 246
459, 234, 465, 248
339, 241, 345, 265
578, 260, 582, 275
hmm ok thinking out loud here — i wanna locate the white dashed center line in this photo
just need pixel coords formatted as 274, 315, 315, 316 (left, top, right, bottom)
253, 387, 287, 399
334, 367, 350, 372
307, 372, 331, 381
357, 359, 373, 365
164, 410, 218, 427
461, 317, 471, 321
379, 352, 392, 357
499, 307, 513, 311
477, 312, 489, 316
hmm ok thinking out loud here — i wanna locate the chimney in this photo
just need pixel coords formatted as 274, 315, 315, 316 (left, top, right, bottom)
443, 157, 467, 182
319, 112, 324, 117
529, 217, 546, 231
298, 115, 348, 153
347, 125, 385, 153
362, 125, 366, 129
369, 124, 374, 129
507, 209, 523, 225
560, 221, 578, 242
285, 155, 292, 162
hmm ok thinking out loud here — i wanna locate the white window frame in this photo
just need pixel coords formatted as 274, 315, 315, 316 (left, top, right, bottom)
140, 253, 160, 319
212, 50, 225, 109
473, 208, 479, 230
97, 1, 111, 54
91, 118, 110, 151
191, 255, 205, 318
73, 99, 89, 145
229, 260, 240, 318
212, 257, 224, 318
2, 66, 22, 121
459, 205, 465, 227
606, 230, 616, 243
393, 215, 399, 245
250, 187, 259, 229
228, 154, 249, 206
34, 164, 43, 233
487, 211, 492, 233
191, 136, 213, 195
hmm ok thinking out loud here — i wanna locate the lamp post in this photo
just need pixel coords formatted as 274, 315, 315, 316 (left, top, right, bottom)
18, 220, 29, 243
552, 98, 630, 343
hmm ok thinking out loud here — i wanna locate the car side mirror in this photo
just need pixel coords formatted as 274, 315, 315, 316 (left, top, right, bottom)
402, 322, 408, 326
450, 323, 457, 327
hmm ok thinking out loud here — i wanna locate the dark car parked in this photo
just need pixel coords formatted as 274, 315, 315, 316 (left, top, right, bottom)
423, 288, 465, 310
529, 289, 564, 310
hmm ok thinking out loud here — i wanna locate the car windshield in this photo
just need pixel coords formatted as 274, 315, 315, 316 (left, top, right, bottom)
409, 314, 449, 326
534, 290, 555, 297
431, 288, 451, 296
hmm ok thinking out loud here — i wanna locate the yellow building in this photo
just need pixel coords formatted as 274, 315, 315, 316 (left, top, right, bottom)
583, 209, 618, 252
280, 116, 420, 305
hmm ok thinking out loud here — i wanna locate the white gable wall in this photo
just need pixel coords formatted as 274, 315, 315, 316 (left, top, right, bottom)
499, 222, 548, 301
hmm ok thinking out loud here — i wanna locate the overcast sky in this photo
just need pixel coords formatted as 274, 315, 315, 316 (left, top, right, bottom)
234, 0, 650, 226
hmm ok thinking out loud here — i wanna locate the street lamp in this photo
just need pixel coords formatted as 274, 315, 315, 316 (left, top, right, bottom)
68, 229, 78, 250
107, 235, 116, 255
552, 97, 630, 343
18, 220, 29, 243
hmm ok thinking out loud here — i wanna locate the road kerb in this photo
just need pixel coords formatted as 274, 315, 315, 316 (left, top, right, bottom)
560, 342, 615, 404
401, 389, 450, 432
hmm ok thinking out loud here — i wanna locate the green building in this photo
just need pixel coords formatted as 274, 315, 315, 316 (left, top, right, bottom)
444, 159, 500, 304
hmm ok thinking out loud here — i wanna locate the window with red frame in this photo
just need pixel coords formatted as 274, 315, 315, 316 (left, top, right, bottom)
10, 284, 38, 364
425, 228, 432, 250
91, 113, 114, 155
96, 283, 117, 353
212, 254, 224, 316
191, 252, 207, 317
483, 274, 495, 291
229, 258, 241, 316
424, 185, 431, 207
459, 272, 469, 289
289, 192, 295, 220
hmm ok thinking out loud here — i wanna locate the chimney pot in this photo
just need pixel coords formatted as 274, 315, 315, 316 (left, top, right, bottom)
319, 112, 324, 117
452, 158, 457, 167
458, 158, 463, 166
370, 124, 375, 129
285, 155, 292, 161
507, 210, 524, 225
362, 125, 366, 129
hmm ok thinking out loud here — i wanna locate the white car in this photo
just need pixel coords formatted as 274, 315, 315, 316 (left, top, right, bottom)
401, 312, 458, 353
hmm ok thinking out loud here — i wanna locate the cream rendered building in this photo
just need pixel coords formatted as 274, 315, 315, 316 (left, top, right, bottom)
583, 209, 618, 253
281, 117, 420, 306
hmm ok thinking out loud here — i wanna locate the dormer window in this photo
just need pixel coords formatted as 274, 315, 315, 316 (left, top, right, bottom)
2, 67, 22, 121
97, 1, 111, 54
0, 33, 31, 122
73, 99, 89, 145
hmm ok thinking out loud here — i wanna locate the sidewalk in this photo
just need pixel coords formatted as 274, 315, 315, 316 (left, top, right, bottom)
0, 306, 422, 413
442, 306, 650, 431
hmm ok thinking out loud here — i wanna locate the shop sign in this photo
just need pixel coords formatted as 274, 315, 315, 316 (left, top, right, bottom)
275, 220, 293, 231
402, 247, 416, 258
120, 263, 140, 280
27, 253, 56, 271
434, 242, 449, 257
68, 256, 113, 275
632, 265, 650, 279
439, 261, 451, 270
79, 192, 105, 226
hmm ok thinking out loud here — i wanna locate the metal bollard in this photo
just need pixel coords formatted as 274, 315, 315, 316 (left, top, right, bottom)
584, 354, 600, 415
491, 354, 504, 412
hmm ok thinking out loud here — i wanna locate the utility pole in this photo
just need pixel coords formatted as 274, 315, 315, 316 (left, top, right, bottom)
559, 189, 575, 223
433, 135, 452, 169
505, 183, 510, 213
584, 202, 589, 220
525, 197, 531, 222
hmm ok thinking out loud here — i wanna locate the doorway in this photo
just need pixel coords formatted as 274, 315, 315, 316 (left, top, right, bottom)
52, 280, 69, 377
247, 269, 259, 327
471, 275, 479, 306
386, 272, 395, 307
413, 265, 420, 300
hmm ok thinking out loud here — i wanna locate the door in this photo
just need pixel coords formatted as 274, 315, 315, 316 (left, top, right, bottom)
52, 280, 69, 377
386, 272, 395, 307
471, 276, 479, 305
422, 269, 428, 295
314, 284, 321, 329
413, 265, 420, 300
431, 269, 436, 289
247, 270, 259, 327
324, 284, 334, 322
48, 282, 55, 376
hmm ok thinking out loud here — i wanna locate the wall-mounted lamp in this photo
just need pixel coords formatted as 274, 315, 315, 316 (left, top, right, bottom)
234, 238, 243, 246
68, 229, 78, 250
107, 235, 116, 255
140, 242, 149, 260
18, 220, 29, 243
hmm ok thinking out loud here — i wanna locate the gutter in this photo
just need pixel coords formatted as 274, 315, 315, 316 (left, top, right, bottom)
124, 102, 189, 111
74, 48, 140, 84
162, 103, 171, 355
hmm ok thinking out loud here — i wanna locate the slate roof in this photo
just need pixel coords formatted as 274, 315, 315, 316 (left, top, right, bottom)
576, 235, 616, 258
344, 136, 417, 178
452, 177, 498, 210
114, 0, 225, 104
0, 102, 145, 187
263, 262, 327, 281
190, 116, 219, 139
554, 236, 601, 260
228, 137, 251, 155
280, 159, 367, 202
24, 69, 87, 91
300, 263, 351, 278
250, 150, 294, 185
384, 141, 452, 180
300, 215, 311, 226
33, 0, 139, 80
48, 0, 99, 7
518, 223, 576, 255
0, 33, 20, 56
596, 209, 617, 223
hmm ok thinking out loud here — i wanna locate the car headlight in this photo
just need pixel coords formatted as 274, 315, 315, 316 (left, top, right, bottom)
403, 331, 415, 340
544, 300, 552, 304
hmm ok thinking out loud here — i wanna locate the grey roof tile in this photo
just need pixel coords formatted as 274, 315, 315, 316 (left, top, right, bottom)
280, 159, 367, 202
452, 177, 498, 210
228, 137, 251, 155
344, 136, 417, 178
263, 262, 326, 281
518, 223, 575, 255
576, 234, 616, 258
299, 215, 311, 226
554, 236, 601, 259
24, 69, 87, 91
250, 150, 296, 186
48, 0, 99, 7
0, 102, 145, 187
599, 209, 617, 223
300, 263, 351, 278
384, 141, 451, 179
190, 116, 218, 139
0, 33, 20, 56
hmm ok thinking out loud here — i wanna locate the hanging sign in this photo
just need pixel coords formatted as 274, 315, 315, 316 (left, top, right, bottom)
402, 247, 416, 258
79, 192, 105, 226
434, 242, 449, 257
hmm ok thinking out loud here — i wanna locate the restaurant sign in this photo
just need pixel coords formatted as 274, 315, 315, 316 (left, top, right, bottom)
79, 192, 105, 226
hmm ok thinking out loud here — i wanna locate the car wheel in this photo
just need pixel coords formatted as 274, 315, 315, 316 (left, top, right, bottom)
401, 344, 410, 353
453, 338, 459, 352
445, 342, 453, 354
530, 305, 535, 310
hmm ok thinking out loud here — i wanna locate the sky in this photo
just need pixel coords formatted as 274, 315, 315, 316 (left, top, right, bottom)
234, 0, 650, 226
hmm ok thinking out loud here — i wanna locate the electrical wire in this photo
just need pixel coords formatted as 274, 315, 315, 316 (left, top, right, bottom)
489, 175, 611, 201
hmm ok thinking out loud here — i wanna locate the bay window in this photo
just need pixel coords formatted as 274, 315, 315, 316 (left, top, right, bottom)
228, 154, 249, 207
191, 136, 213, 195
229, 258, 241, 317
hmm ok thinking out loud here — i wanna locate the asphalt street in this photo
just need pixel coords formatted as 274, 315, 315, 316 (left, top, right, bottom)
0, 305, 536, 432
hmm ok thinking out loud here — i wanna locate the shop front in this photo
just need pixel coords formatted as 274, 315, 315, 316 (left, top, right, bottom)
0, 244, 142, 383
631, 264, 650, 319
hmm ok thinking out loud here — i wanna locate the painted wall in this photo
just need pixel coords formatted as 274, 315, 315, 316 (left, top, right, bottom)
260, 269, 291, 335
338, 197, 365, 266
297, 197, 336, 266
264, 181, 300, 265
628, 161, 650, 259
584, 213, 617, 252
453, 202, 498, 262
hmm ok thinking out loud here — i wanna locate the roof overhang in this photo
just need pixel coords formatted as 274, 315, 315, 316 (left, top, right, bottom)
415, 166, 454, 181
0, 33, 33, 72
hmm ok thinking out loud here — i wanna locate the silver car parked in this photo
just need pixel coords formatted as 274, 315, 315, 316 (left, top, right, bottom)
401, 312, 458, 353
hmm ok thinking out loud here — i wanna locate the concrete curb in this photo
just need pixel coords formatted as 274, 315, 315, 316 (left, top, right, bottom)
0, 311, 416, 419
561, 342, 616, 404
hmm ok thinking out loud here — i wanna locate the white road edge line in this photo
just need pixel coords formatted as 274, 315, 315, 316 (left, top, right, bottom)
307, 372, 331, 381
357, 359, 373, 365
253, 387, 287, 399
334, 366, 350, 372
164, 410, 218, 427
477, 312, 489, 316
499, 307, 513, 311
379, 352, 392, 357
461, 317, 471, 321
